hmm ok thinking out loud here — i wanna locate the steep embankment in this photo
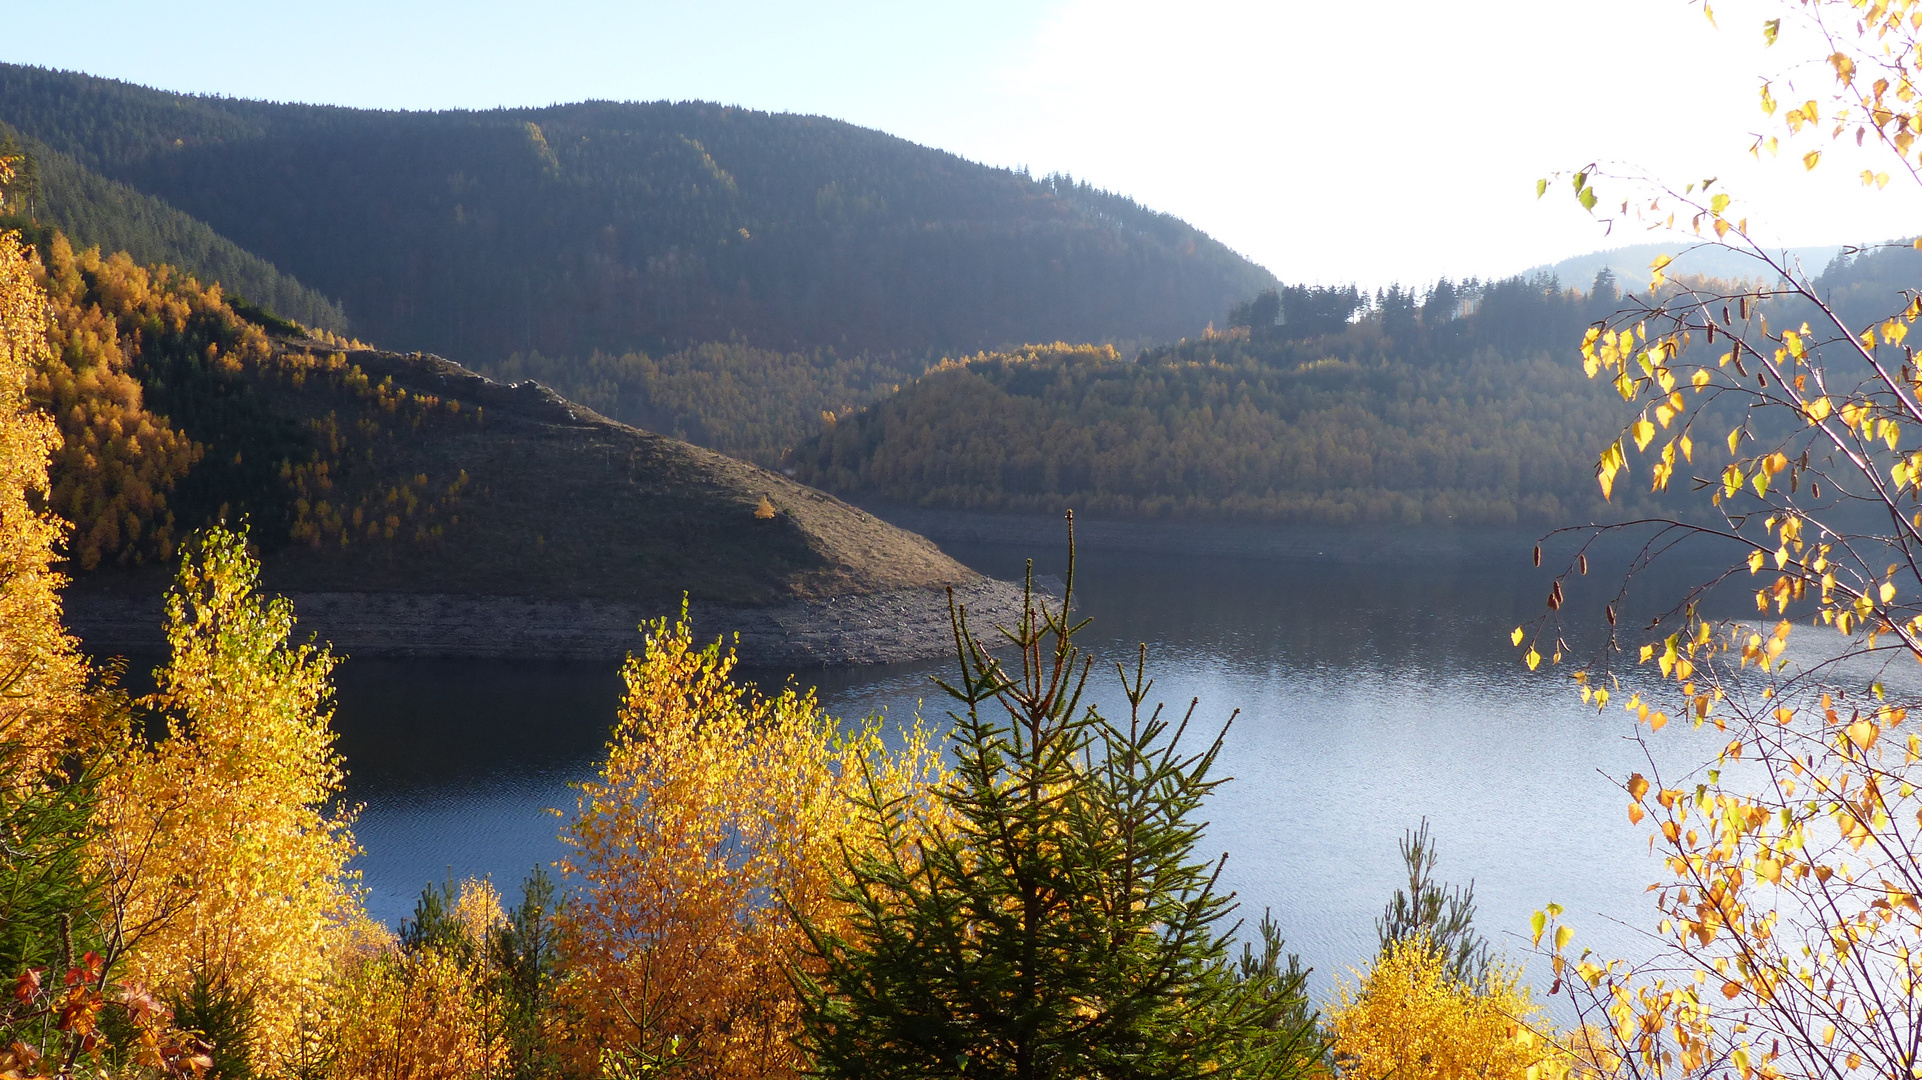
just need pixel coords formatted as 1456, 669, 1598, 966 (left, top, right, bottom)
0, 64, 1274, 360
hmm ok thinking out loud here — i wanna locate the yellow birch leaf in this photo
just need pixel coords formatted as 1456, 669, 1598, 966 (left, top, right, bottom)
1633, 419, 1657, 451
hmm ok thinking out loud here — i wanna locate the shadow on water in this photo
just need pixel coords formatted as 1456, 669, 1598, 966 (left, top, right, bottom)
222, 522, 1750, 1006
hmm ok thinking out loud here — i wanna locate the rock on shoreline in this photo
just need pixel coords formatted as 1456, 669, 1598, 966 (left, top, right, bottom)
63, 577, 1032, 667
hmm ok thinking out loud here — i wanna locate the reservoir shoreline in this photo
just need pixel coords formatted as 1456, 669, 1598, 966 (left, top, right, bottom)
63, 576, 1029, 667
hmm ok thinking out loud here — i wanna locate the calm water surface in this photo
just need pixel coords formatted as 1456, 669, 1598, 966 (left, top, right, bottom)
329, 528, 1737, 1003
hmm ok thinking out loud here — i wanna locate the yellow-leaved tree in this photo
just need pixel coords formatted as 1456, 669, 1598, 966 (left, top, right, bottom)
97, 525, 369, 1071
558, 607, 944, 1080
330, 876, 512, 1080
0, 184, 211, 1080
1330, 938, 1572, 1080
32, 234, 205, 569
0, 176, 89, 813
1329, 823, 1578, 1080
1514, 0, 1922, 1076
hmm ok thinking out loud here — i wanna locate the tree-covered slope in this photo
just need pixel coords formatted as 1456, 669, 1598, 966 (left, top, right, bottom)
0, 65, 1276, 362
787, 278, 1645, 526
0, 126, 346, 330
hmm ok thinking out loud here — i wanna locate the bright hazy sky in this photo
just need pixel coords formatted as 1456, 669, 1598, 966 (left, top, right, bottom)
7, 0, 1921, 288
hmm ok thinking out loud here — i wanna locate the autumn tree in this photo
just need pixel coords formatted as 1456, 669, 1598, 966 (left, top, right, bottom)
97, 524, 367, 1074
0, 162, 97, 979
1327, 939, 1571, 1080
793, 530, 1321, 1080
1512, 1, 1922, 1076
557, 604, 944, 1080
329, 876, 518, 1080
1328, 826, 1566, 1080
0, 182, 210, 1080
32, 233, 210, 568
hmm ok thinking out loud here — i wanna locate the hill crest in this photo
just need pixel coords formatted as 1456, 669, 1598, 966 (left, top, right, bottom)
0, 64, 1277, 360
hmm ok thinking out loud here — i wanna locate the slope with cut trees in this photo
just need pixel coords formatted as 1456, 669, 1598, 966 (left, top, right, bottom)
0, 64, 1275, 363
482, 344, 923, 468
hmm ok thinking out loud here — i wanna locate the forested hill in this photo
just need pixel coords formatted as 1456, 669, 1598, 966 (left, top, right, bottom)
786, 278, 1646, 526
0, 127, 346, 330
0, 65, 1277, 361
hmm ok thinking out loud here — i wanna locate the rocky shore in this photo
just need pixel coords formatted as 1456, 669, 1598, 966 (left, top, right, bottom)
63, 577, 1031, 667
862, 505, 1544, 565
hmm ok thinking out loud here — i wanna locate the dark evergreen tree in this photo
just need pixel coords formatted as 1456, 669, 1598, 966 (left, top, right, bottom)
493, 867, 562, 1080
167, 970, 256, 1080
1374, 818, 1489, 984
1278, 285, 1361, 337
1228, 288, 1280, 331
794, 525, 1319, 1080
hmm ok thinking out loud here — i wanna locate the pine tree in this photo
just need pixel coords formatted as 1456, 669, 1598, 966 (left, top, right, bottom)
1374, 819, 1488, 984
794, 521, 1319, 1080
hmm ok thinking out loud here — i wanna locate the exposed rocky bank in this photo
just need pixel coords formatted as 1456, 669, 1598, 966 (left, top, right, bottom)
65, 577, 1028, 666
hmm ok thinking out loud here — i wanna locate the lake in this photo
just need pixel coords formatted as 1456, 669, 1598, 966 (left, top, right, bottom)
329, 522, 1736, 1004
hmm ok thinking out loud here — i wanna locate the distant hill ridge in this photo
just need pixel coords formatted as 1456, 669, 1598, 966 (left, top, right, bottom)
0, 64, 1277, 361
1523, 240, 1848, 291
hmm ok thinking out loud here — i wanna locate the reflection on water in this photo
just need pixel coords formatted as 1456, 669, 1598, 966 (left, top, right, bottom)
327, 525, 1739, 1002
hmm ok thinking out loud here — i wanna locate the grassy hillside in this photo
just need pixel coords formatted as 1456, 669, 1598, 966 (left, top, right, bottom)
0, 126, 346, 330
22, 228, 971, 603
0, 65, 1276, 363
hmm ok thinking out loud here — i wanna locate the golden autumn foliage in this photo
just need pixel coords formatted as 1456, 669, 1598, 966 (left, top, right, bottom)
1513, 2, 1922, 1076
16, 227, 477, 571
0, 219, 94, 776
1330, 938, 1574, 1080
96, 526, 367, 1070
329, 878, 512, 1080
557, 608, 943, 1080
0, 206, 215, 1080
32, 234, 223, 569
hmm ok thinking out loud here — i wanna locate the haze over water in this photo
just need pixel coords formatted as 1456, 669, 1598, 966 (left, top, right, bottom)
333, 522, 1734, 1002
